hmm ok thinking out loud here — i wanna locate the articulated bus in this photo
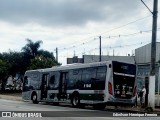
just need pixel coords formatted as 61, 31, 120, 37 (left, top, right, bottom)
22, 61, 137, 109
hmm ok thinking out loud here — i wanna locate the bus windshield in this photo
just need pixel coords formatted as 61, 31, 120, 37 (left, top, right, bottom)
112, 61, 136, 75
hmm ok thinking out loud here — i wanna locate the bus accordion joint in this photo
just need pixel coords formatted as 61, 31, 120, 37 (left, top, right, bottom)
108, 82, 113, 95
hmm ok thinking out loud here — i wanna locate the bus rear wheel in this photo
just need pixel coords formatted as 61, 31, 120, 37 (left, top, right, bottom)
71, 94, 80, 108
32, 93, 39, 104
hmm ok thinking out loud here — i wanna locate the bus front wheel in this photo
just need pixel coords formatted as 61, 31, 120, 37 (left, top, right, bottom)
71, 94, 80, 108
32, 93, 39, 104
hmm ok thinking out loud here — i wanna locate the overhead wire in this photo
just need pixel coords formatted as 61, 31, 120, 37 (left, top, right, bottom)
58, 28, 160, 58
57, 15, 152, 51
73, 40, 152, 57
59, 28, 160, 52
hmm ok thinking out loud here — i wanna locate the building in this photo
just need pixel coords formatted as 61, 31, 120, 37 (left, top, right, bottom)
67, 55, 135, 64
135, 42, 160, 64
135, 42, 160, 94
83, 55, 135, 64
67, 56, 83, 64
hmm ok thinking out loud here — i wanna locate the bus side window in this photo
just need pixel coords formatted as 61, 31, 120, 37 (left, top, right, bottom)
50, 75, 55, 88
68, 69, 82, 89
23, 76, 31, 92
96, 66, 107, 81
82, 68, 96, 81
24, 76, 29, 86
81, 67, 96, 89
49, 73, 59, 89
94, 66, 107, 90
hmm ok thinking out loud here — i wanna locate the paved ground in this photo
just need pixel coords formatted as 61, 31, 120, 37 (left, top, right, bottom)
0, 92, 160, 114
0, 93, 22, 101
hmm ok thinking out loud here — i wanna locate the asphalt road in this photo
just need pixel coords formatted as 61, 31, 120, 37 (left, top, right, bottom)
0, 99, 160, 120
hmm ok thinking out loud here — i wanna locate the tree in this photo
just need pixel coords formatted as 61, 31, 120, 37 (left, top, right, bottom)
38, 50, 55, 59
0, 59, 10, 90
2, 51, 25, 75
22, 39, 60, 70
38, 50, 59, 64
0, 39, 60, 82
22, 39, 43, 58
28, 55, 58, 70
0, 59, 9, 79
21, 39, 43, 73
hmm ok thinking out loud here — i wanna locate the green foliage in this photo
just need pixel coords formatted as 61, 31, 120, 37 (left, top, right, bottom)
2, 51, 25, 75
28, 55, 57, 70
22, 38, 43, 57
0, 39, 60, 82
0, 59, 9, 80
38, 50, 55, 59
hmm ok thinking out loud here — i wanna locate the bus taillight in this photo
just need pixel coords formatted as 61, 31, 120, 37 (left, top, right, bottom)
108, 82, 112, 95
133, 86, 137, 97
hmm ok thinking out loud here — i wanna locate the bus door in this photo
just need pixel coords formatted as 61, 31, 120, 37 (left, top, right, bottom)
41, 73, 49, 100
59, 72, 68, 100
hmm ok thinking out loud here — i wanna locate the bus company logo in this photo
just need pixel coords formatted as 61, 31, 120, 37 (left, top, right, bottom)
2, 112, 11, 117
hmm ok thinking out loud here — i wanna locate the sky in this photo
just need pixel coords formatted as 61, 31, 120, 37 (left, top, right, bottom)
0, 0, 160, 65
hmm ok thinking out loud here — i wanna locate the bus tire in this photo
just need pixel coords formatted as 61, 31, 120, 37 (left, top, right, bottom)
93, 103, 106, 110
31, 93, 39, 104
71, 93, 80, 108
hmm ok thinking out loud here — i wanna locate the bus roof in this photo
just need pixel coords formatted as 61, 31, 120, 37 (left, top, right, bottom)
25, 61, 135, 73
46, 61, 111, 72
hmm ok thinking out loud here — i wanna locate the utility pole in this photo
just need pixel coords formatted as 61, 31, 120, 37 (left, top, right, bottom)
74, 50, 76, 57
149, 0, 158, 110
151, 0, 158, 76
113, 49, 114, 56
56, 47, 58, 62
141, 0, 158, 110
83, 48, 85, 55
99, 36, 102, 62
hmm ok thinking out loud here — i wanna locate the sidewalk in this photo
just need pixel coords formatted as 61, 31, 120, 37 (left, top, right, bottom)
0, 94, 160, 114
106, 105, 160, 114
0, 93, 22, 101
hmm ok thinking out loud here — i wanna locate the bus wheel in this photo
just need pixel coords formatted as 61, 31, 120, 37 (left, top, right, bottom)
32, 93, 39, 104
93, 104, 106, 110
71, 94, 80, 108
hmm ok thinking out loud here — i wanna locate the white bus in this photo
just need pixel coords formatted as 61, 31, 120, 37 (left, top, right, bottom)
22, 61, 137, 109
